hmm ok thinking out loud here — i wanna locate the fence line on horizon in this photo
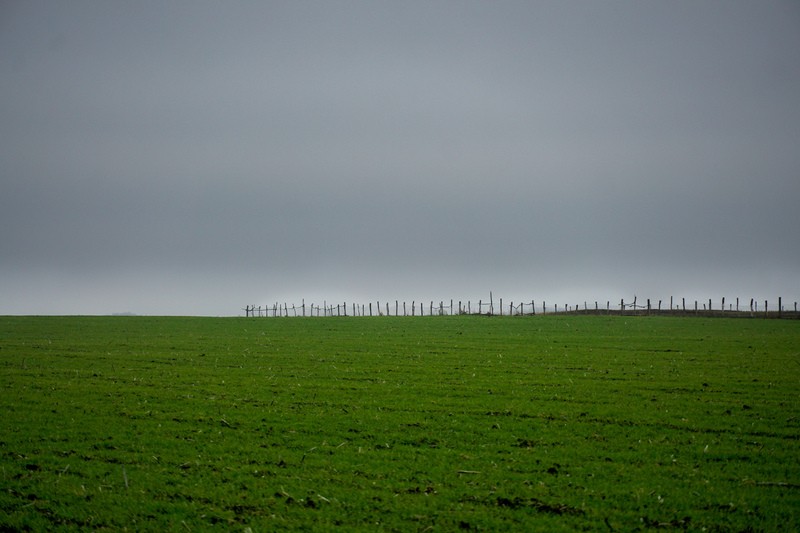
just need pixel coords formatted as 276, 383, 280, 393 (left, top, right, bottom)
244, 296, 799, 319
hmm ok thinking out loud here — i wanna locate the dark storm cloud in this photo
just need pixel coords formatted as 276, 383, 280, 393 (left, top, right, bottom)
1, 1, 798, 314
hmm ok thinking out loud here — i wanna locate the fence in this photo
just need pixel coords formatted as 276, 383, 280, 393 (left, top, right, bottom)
244, 296, 799, 319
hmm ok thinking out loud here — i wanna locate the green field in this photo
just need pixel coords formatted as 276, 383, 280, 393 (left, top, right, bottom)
1, 315, 798, 531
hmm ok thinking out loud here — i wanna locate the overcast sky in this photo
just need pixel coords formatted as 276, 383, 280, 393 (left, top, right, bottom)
1, 1, 798, 315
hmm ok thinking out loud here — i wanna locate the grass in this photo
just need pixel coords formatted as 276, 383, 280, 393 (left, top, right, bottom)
1, 315, 798, 531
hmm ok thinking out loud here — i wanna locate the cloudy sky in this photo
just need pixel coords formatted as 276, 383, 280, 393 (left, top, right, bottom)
2, 1, 798, 316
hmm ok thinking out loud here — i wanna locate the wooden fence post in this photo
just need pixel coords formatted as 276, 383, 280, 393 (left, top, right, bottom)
779, 297, 782, 318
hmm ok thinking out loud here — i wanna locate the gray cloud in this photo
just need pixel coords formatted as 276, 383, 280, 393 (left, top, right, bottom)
1, 1, 798, 315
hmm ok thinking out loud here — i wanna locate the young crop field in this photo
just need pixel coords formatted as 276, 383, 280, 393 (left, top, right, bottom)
1, 315, 798, 531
